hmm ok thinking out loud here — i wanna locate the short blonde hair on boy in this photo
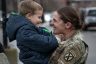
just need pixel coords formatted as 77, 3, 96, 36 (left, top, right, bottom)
18, 0, 43, 16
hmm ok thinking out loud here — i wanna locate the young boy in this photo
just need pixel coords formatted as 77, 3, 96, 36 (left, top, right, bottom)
6, 0, 58, 64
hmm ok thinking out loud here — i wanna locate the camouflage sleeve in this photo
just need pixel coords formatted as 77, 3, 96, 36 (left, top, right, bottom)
58, 44, 83, 64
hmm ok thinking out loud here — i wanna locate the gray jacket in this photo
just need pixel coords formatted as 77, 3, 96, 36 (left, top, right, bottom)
0, 53, 9, 64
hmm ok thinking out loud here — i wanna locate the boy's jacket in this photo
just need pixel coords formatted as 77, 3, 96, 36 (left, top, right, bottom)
6, 14, 58, 64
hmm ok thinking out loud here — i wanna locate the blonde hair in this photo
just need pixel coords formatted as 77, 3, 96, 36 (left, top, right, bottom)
18, 0, 43, 16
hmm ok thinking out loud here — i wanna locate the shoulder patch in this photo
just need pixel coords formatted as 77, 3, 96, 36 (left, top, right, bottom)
64, 51, 74, 62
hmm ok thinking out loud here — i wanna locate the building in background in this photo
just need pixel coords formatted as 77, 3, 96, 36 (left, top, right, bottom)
0, 0, 96, 13
68, 0, 96, 9
0, 0, 68, 13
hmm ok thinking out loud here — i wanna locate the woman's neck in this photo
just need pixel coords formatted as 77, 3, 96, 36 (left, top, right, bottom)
63, 30, 76, 41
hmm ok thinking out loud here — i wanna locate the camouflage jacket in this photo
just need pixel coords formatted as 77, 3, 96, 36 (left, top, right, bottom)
49, 32, 88, 64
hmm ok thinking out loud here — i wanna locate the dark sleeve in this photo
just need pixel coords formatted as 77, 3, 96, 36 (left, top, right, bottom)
16, 26, 58, 53
0, 43, 4, 53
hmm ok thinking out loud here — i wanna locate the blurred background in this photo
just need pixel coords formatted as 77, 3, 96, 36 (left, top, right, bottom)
0, 0, 96, 64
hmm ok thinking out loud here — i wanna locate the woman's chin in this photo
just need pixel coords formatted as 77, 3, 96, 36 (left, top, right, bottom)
53, 31, 60, 35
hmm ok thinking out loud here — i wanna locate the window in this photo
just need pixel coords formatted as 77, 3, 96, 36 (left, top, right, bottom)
88, 10, 96, 16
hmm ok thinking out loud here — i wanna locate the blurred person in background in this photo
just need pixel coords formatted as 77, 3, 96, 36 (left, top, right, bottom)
49, 6, 89, 64
0, 43, 9, 64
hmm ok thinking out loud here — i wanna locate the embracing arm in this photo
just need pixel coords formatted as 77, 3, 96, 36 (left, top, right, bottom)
16, 25, 58, 53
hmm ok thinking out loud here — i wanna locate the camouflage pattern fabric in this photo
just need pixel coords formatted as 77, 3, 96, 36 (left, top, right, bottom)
49, 32, 88, 64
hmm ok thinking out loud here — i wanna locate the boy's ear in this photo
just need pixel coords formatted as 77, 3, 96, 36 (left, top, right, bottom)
26, 13, 32, 18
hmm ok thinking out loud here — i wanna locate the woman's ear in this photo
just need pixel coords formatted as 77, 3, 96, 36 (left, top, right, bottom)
65, 22, 72, 29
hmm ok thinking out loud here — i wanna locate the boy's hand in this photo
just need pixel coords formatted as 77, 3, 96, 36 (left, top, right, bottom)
39, 27, 52, 36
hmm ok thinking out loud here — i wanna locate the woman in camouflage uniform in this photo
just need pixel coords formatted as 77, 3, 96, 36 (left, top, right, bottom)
49, 6, 88, 64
